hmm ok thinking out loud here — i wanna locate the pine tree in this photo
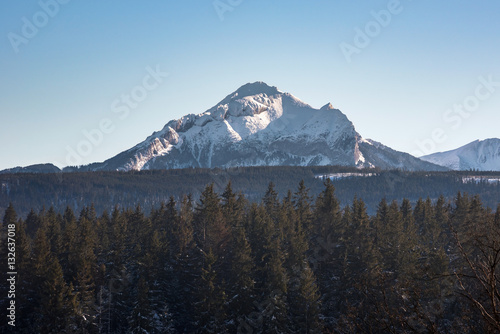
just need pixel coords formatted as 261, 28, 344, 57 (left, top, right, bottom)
32, 227, 51, 290
45, 207, 63, 257
75, 260, 96, 331
178, 195, 195, 255
196, 249, 227, 333
195, 184, 230, 256
296, 264, 322, 334
3, 203, 17, 227
399, 199, 419, 279
229, 226, 255, 320
341, 196, 380, 327
71, 212, 98, 331
313, 179, 342, 239
32, 227, 78, 333
263, 182, 280, 222
168, 195, 196, 333
263, 237, 289, 333
347, 197, 376, 275
376, 200, 403, 273
450, 192, 470, 238
222, 181, 244, 228
413, 197, 426, 231
248, 204, 274, 278
293, 180, 313, 236
166, 196, 194, 259
128, 205, 152, 262
128, 276, 153, 334
61, 206, 77, 280
106, 208, 131, 333
97, 209, 111, 260
39, 257, 78, 333
374, 198, 389, 230
25, 208, 42, 238
289, 211, 308, 271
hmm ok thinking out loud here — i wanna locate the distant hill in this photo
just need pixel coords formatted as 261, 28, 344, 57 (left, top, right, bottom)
0, 163, 61, 174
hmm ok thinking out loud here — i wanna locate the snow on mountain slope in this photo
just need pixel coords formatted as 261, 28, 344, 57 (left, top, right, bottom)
421, 139, 500, 171
86, 81, 445, 172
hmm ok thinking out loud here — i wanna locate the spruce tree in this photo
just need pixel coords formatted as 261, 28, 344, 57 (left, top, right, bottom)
222, 181, 244, 228
169, 195, 196, 332
128, 276, 153, 334
313, 179, 342, 239
309, 179, 351, 319
166, 196, 194, 259
71, 212, 98, 331
39, 257, 78, 333
399, 198, 419, 279
296, 264, 322, 334
196, 249, 227, 333
263, 182, 280, 222
376, 200, 403, 273
32, 227, 78, 332
263, 237, 289, 333
229, 226, 255, 319
293, 180, 313, 236
348, 197, 376, 275
25, 208, 42, 238
45, 207, 63, 257
195, 184, 230, 256
247, 204, 274, 280
61, 206, 77, 280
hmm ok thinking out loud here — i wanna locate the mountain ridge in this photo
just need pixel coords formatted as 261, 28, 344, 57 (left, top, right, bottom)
79, 81, 443, 172
421, 138, 500, 171
3, 82, 448, 173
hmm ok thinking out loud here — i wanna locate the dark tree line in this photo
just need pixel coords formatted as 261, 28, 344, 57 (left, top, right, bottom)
2, 166, 500, 218
1, 180, 500, 333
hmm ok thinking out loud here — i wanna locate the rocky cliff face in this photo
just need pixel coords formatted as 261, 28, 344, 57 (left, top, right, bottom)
82, 82, 444, 172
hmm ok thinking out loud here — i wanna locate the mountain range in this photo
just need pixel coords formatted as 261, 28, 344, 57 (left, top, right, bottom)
421, 138, 500, 171
2, 82, 498, 173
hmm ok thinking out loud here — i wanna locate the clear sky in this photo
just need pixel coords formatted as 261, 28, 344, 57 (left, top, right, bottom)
1, 0, 499, 170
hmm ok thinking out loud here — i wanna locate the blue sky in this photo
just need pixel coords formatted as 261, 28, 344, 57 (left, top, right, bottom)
1, 0, 499, 170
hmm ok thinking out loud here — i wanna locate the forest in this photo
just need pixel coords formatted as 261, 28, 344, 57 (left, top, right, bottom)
1, 179, 500, 333
1, 166, 500, 217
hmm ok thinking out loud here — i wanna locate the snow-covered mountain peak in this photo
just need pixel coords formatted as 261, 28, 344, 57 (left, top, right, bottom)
218, 82, 281, 106
54, 82, 446, 172
421, 138, 500, 171
321, 103, 335, 110
232, 81, 281, 98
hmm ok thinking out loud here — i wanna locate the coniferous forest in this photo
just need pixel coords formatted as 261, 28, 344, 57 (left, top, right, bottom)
2, 166, 500, 218
2, 180, 500, 333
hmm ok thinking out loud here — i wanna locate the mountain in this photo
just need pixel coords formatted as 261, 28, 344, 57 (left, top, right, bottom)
0, 163, 61, 174
1, 82, 446, 174
420, 138, 500, 171
66, 82, 442, 172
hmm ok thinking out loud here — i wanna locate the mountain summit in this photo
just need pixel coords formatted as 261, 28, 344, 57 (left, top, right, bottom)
421, 139, 500, 171
75, 82, 444, 172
